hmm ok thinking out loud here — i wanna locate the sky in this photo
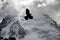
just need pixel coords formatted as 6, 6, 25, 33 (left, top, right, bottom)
0, 0, 60, 26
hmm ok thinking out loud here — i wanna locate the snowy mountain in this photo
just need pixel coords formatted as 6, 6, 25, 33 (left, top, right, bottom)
0, 0, 60, 40
0, 15, 26, 39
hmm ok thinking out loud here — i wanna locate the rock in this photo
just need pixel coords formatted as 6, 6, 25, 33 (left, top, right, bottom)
9, 21, 26, 38
0, 15, 13, 31
9, 37, 16, 40
0, 15, 26, 39
43, 14, 57, 27
4, 38, 8, 40
0, 37, 3, 40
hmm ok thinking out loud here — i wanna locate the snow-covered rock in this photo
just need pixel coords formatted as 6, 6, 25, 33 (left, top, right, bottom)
0, 15, 26, 39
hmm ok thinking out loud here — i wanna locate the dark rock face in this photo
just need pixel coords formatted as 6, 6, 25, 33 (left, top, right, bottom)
0, 15, 26, 39
0, 15, 13, 32
9, 37, 16, 40
9, 21, 26, 38
0, 37, 3, 40
43, 14, 57, 27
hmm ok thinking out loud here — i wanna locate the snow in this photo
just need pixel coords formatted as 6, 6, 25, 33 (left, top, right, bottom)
0, 0, 60, 40
19, 14, 60, 40
1, 17, 17, 38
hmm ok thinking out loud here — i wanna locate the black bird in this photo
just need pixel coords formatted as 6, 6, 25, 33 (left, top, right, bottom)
24, 8, 33, 20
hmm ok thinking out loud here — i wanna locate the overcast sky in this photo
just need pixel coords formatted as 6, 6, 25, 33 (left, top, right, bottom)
0, 0, 60, 24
